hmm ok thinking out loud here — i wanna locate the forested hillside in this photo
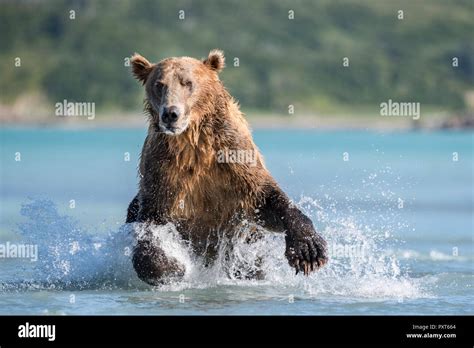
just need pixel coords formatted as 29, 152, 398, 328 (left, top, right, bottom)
1, 0, 472, 114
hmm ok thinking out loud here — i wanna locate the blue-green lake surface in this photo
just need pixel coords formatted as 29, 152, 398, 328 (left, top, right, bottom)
0, 128, 472, 314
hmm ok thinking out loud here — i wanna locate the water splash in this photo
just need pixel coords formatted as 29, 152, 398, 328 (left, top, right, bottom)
158, 197, 428, 300
1, 196, 429, 300
2, 199, 140, 291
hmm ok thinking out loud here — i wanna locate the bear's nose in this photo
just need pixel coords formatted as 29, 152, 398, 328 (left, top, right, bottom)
161, 106, 180, 124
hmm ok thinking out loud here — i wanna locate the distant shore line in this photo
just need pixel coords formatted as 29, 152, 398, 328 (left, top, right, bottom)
1, 110, 473, 131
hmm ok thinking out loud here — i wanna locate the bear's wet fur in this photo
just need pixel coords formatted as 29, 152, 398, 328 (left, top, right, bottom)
127, 49, 327, 285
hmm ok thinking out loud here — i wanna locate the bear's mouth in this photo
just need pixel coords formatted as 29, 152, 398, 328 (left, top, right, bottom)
163, 126, 177, 134
155, 119, 189, 136
156, 123, 180, 135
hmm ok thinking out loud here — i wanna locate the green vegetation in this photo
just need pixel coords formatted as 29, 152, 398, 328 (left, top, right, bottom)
0, 0, 473, 115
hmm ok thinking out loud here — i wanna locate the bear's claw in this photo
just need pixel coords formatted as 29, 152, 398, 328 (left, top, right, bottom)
285, 231, 328, 276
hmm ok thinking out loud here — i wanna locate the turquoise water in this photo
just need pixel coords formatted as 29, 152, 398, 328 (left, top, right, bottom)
0, 128, 472, 315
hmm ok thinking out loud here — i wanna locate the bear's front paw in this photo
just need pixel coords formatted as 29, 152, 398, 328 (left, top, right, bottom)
132, 239, 185, 285
285, 229, 328, 276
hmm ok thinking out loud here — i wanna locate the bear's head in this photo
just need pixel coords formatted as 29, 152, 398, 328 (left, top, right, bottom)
131, 49, 225, 135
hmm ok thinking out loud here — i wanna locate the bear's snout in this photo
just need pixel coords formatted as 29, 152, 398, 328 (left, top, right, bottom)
161, 105, 181, 125
157, 104, 188, 135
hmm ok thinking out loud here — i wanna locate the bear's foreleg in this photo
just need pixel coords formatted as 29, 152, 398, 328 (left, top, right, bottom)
127, 195, 185, 285
132, 224, 186, 285
126, 194, 140, 223
257, 184, 328, 275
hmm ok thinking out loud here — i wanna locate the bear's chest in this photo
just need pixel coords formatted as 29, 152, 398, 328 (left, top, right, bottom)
163, 163, 241, 222
140, 133, 254, 227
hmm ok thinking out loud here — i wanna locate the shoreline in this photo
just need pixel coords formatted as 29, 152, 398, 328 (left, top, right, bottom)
1, 111, 473, 131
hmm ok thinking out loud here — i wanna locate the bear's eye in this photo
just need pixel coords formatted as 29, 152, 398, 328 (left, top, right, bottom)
155, 81, 164, 90
181, 80, 193, 89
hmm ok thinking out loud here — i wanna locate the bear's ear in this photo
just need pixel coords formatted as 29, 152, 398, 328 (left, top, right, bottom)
131, 53, 154, 84
203, 49, 225, 73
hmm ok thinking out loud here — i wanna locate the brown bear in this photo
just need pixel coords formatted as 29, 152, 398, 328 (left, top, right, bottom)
127, 49, 328, 285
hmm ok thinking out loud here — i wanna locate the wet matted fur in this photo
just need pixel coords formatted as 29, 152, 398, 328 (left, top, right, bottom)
127, 49, 328, 285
